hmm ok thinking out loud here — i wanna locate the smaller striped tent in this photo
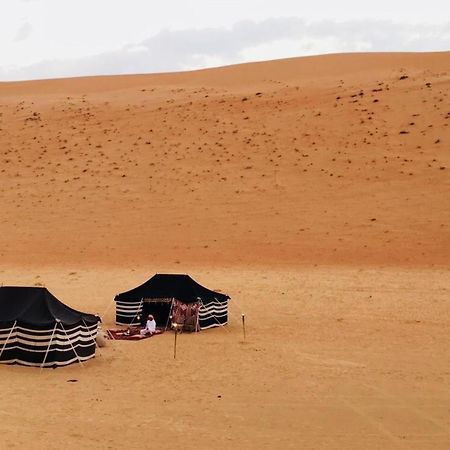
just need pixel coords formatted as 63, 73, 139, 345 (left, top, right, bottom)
115, 274, 230, 331
0, 287, 100, 368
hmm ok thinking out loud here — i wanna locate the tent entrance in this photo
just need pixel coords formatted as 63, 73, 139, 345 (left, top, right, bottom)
142, 298, 173, 329
172, 299, 200, 332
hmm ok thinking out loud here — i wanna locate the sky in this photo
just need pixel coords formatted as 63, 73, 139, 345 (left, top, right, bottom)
1, 0, 449, 81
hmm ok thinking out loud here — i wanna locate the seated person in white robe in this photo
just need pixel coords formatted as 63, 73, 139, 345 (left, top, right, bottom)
141, 314, 156, 335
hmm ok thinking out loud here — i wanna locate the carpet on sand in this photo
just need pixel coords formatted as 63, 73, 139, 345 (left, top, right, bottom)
106, 328, 163, 340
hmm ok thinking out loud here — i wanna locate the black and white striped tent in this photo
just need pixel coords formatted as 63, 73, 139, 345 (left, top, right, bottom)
0, 286, 100, 368
115, 274, 230, 331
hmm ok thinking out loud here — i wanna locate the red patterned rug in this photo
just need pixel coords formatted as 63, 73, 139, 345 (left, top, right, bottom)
106, 328, 162, 340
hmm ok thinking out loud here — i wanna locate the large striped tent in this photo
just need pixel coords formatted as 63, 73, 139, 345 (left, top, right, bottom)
0, 286, 100, 368
115, 274, 230, 330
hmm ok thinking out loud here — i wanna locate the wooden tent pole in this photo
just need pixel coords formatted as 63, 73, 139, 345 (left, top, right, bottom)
40, 321, 59, 370
173, 324, 178, 359
164, 298, 174, 331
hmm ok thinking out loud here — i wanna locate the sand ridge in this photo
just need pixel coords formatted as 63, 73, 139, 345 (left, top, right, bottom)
0, 52, 449, 268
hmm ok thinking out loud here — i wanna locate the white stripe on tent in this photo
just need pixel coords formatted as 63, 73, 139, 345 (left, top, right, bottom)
116, 302, 143, 306
0, 322, 98, 366
3, 353, 95, 368
199, 305, 227, 314
198, 300, 228, 330
116, 301, 143, 308
199, 309, 228, 318
0, 320, 16, 360
0, 341, 97, 353
198, 321, 228, 330
82, 319, 98, 341
0, 328, 95, 337
115, 299, 143, 325
60, 322, 84, 367
1, 344, 97, 353
199, 303, 227, 313
0, 334, 97, 350
116, 312, 142, 318
0, 323, 97, 336
0, 327, 98, 344
116, 304, 143, 311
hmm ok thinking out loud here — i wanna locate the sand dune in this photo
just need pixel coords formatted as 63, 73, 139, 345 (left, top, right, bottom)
0, 52, 449, 449
1, 52, 449, 268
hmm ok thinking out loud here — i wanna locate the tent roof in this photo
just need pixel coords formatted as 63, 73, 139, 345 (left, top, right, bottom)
0, 286, 99, 326
115, 274, 230, 304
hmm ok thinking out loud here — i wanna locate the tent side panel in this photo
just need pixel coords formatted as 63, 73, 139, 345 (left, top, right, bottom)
199, 300, 228, 330
115, 300, 143, 326
0, 323, 98, 367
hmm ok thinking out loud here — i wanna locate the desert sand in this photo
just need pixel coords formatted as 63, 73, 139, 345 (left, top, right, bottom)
0, 52, 449, 449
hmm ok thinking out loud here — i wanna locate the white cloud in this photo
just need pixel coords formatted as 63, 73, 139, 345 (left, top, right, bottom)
1, 18, 449, 81
14, 22, 32, 42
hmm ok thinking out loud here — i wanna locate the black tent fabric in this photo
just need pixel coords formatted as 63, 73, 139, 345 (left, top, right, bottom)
115, 274, 230, 330
0, 287, 99, 367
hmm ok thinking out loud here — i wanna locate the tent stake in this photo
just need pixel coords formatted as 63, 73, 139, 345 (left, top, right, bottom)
242, 314, 246, 341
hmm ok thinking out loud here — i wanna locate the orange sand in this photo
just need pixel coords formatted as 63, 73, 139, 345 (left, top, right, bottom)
0, 52, 449, 449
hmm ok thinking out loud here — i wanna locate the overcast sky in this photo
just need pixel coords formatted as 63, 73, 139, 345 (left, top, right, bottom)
1, 0, 449, 81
